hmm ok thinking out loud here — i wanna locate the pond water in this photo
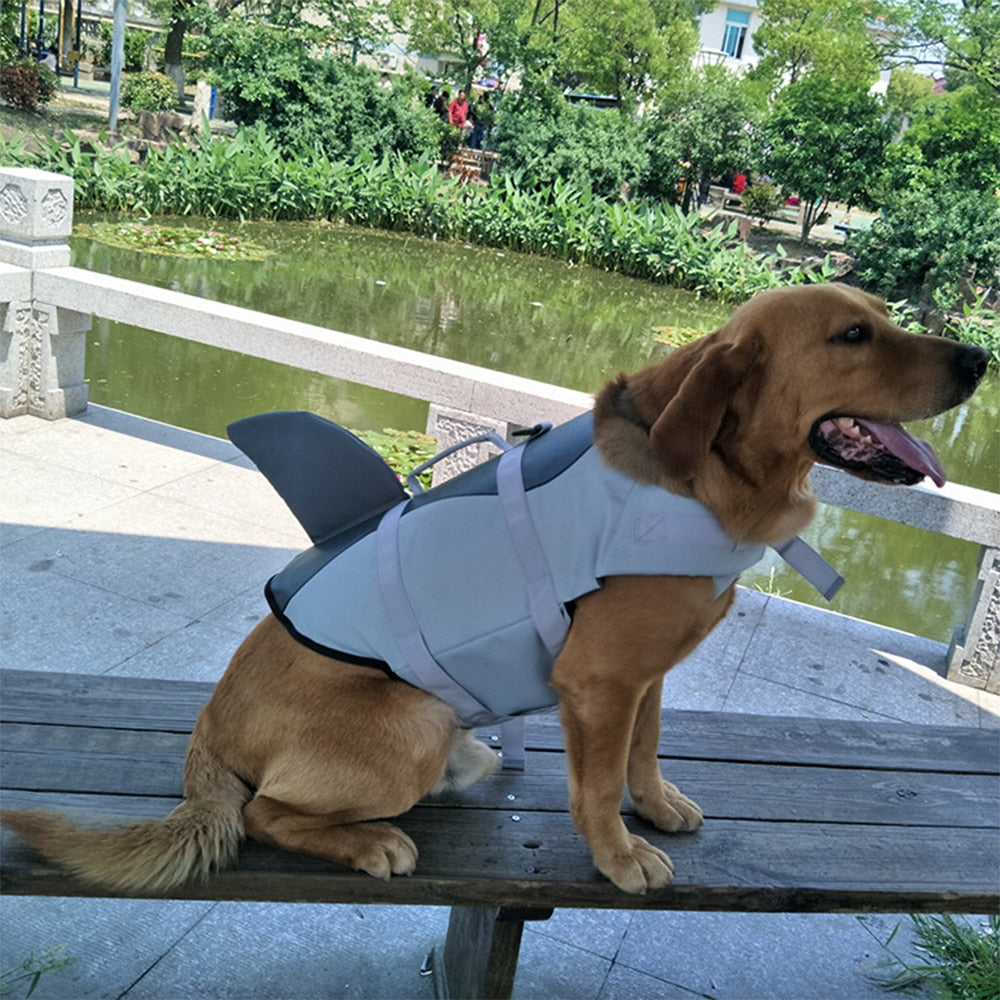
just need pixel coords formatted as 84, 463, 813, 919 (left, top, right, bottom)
73, 216, 998, 645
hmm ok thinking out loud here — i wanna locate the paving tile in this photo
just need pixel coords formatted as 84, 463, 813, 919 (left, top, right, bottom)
0, 896, 215, 999
615, 911, 919, 1000
0, 448, 138, 544
733, 598, 983, 727
514, 924, 612, 999
149, 460, 308, 540
121, 902, 446, 999
1, 508, 300, 622
106, 617, 245, 683
662, 589, 769, 713
598, 961, 703, 999
528, 908, 633, 961
194, 586, 275, 642
722, 673, 904, 722
0, 560, 192, 674
0, 411, 234, 493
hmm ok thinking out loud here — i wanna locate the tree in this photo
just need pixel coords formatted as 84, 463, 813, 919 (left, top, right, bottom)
888, 84, 1000, 195
558, 0, 703, 108
889, 0, 1000, 96
641, 65, 758, 209
760, 75, 892, 240
389, 0, 705, 105
149, 0, 388, 101
751, 0, 898, 91
388, 0, 498, 92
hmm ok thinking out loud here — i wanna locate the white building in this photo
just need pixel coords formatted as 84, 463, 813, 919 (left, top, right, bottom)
695, 2, 762, 72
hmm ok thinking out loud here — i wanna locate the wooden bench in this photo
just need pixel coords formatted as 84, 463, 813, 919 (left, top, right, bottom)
2, 668, 997, 998
446, 147, 500, 184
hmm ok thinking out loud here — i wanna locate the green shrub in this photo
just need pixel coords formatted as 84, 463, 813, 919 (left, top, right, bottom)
1, 123, 805, 302
491, 94, 649, 200
847, 187, 1000, 299
0, 59, 57, 111
740, 183, 785, 226
98, 22, 149, 71
121, 71, 178, 112
206, 19, 440, 162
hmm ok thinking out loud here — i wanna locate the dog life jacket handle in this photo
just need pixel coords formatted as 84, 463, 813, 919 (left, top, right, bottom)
406, 430, 513, 494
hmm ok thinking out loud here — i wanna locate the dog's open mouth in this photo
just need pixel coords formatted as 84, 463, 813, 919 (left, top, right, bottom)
810, 416, 946, 487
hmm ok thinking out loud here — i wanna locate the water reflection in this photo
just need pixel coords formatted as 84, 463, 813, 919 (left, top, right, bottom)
74, 216, 997, 643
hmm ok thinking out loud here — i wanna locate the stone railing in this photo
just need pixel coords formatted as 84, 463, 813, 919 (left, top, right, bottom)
1, 167, 996, 691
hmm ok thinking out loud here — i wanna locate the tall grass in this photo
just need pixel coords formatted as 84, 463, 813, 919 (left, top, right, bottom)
2, 124, 830, 302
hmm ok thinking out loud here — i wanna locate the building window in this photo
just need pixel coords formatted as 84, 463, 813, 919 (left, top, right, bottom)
721, 8, 750, 60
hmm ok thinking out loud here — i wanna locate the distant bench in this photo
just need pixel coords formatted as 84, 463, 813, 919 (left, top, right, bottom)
707, 185, 743, 209
446, 147, 500, 184
2, 668, 997, 999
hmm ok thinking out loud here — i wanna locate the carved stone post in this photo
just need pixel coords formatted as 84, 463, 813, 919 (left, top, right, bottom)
426, 404, 514, 485
948, 546, 1000, 693
0, 167, 88, 419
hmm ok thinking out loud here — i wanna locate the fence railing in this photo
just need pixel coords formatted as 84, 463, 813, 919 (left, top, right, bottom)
1, 167, 996, 691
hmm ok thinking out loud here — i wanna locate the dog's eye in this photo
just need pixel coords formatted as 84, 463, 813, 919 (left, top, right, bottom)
833, 324, 870, 345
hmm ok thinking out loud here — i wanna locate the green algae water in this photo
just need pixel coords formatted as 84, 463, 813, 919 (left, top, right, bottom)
73, 217, 998, 645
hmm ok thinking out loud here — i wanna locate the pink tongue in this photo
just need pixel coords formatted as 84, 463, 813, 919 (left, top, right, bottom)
856, 418, 947, 487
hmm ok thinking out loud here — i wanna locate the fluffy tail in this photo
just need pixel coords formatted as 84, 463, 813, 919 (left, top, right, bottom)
1, 737, 252, 894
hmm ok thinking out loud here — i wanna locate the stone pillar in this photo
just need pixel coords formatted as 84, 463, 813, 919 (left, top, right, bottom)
948, 546, 1000, 693
0, 168, 89, 419
425, 404, 514, 486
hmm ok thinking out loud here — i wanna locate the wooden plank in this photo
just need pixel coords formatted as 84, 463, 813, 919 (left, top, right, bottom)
485, 712, 1000, 775
445, 753, 998, 830
4, 722, 996, 829
2, 790, 996, 913
3, 670, 996, 774
0, 669, 208, 731
1, 723, 187, 797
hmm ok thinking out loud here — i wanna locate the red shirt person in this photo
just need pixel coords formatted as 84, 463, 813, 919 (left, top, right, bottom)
449, 91, 470, 129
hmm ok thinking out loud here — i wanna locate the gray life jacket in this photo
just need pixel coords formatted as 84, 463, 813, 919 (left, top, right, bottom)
232, 411, 843, 762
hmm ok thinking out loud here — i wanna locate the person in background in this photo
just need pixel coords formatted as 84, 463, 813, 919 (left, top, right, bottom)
468, 91, 494, 150
448, 90, 469, 131
434, 88, 450, 121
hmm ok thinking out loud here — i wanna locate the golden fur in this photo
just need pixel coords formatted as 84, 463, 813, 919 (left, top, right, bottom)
2, 284, 987, 895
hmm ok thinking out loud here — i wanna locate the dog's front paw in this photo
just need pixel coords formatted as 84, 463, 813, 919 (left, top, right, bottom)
352, 822, 418, 880
594, 833, 674, 894
631, 780, 703, 833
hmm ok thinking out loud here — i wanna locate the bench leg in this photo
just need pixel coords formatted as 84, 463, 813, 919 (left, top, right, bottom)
432, 905, 554, 999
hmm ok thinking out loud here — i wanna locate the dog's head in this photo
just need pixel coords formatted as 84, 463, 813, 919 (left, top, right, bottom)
596, 284, 988, 544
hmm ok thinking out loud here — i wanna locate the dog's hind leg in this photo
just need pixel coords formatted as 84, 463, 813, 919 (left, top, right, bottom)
243, 796, 418, 879
626, 677, 703, 833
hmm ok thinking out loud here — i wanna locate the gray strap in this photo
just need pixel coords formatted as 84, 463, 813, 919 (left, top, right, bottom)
494, 444, 571, 771
375, 502, 494, 725
496, 446, 572, 656
499, 717, 526, 771
772, 536, 845, 600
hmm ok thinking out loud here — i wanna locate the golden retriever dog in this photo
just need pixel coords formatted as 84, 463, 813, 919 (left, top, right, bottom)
2, 285, 988, 895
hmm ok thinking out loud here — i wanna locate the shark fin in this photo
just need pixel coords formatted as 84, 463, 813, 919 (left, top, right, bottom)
228, 411, 406, 544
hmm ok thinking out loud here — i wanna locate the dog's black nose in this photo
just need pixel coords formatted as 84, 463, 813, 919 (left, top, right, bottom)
956, 344, 990, 390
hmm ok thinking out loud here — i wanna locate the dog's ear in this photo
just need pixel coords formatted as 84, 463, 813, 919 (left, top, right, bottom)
649, 337, 758, 481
